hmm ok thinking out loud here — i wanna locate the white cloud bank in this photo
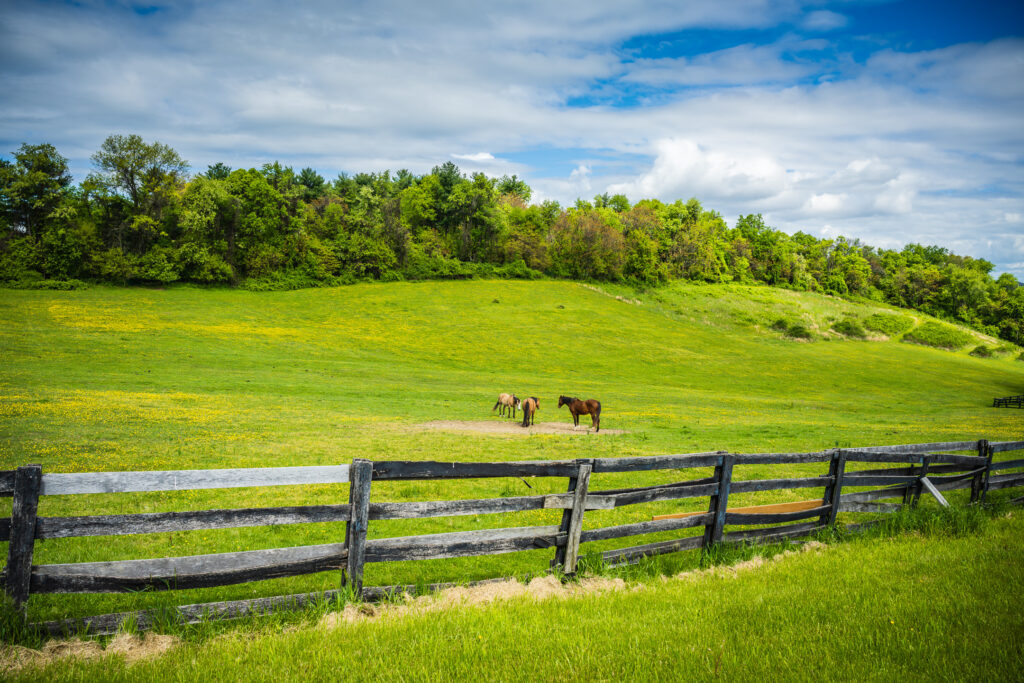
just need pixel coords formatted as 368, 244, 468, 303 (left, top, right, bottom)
0, 2, 1021, 276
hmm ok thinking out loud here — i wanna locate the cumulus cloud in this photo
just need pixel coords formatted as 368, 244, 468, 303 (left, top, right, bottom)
0, 1, 1021, 277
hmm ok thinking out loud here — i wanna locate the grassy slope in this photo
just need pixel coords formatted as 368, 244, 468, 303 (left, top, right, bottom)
10, 512, 1024, 682
0, 280, 1022, 622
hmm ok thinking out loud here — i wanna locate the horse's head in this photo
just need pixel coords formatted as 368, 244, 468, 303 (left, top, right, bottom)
515, 398, 521, 409
557, 396, 566, 408
532, 397, 539, 409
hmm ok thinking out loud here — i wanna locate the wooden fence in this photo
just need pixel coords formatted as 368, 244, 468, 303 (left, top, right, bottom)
2, 438, 1022, 635
993, 395, 1024, 408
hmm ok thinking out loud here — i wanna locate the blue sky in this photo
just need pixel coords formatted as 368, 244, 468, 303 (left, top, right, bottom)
2, 0, 1023, 277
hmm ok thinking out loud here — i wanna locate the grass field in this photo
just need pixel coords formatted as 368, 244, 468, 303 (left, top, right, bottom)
1, 279, 1022, 640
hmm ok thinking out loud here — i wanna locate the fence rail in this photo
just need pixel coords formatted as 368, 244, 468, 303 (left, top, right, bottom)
993, 395, 1024, 408
2, 437, 1022, 635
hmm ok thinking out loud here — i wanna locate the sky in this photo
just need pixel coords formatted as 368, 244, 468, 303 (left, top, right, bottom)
2, 0, 1023, 278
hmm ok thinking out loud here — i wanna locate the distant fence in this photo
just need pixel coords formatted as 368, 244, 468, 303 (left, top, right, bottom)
993, 395, 1024, 408
2, 438, 1022, 635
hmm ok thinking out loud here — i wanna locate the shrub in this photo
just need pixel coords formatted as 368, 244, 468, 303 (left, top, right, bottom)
770, 318, 790, 332
902, 322, 974, 350
4, 278, 88, 290
863, 313, 915, 336
831, 318, 867, 338
787, 323, 812, 339
969, 345, 993, 358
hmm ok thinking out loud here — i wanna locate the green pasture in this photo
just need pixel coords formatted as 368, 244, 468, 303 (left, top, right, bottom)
0, 280, 1022, 625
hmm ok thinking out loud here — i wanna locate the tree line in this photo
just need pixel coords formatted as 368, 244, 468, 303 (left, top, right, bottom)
1, 136, 1021, 344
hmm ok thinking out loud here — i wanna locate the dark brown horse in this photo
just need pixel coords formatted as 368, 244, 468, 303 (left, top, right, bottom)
520, 397, 539, 427
558, 396, 601, 432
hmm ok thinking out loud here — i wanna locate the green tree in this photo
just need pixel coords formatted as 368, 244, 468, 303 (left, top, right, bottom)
0, 143, 73, 240
90, 134, 189, 212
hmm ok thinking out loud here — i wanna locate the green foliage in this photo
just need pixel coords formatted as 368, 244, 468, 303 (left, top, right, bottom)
902, 322, 974, 350
969, 345, 993, 358
3, 137, 1022, 347
831, 318, 866, 338
863, 312, 914, 336
787, 322, 813, 339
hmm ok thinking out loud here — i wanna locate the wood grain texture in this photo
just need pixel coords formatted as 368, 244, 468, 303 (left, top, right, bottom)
0, 470, 15, 496
919, 477, 949, 507
5, 465, 42, 606
989, 458, 1024, 472
561, 463, 592, 573
371, 460, 577, 480
837, 501, 902, 513
608, 482, 719, 507
364, 525, 566, 562
734, 452, 833, 465
723, 521, 824, 543
728, 476, 832, 493
842, 441, 979, 455
31, 543, 349, 593
345, 459, 373, 593
990, 440, 1024, 453
580, 513, 713, 543
35, 505, 353, 539
40, 465, 351, 495
602, 535, 704, 564
725, 504, 831, 525
591, 452, 723, 473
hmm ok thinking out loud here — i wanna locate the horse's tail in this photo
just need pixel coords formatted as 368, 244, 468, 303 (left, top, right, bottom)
521, 404, 529, 427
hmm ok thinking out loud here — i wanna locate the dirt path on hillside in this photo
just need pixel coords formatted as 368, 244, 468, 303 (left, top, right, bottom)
419, 420, 627, 435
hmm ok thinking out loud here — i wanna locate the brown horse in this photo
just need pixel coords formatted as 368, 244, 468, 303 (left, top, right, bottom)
492, 393, 520, 418
520, 397, 539, 427
558, 396, 601, 432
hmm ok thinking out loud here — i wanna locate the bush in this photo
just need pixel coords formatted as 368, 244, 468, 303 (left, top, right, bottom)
4, 278, 88, 290
831, 318, 867, 338
863, 313, 915, 336
969, 345, 993, 358
902, 322, 974, 350
787, 323, 812, 339
770, 318, 790, 332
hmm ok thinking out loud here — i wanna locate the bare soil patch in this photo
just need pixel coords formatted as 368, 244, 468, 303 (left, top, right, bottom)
1, 633, 179, 673
418, 420, 626, 435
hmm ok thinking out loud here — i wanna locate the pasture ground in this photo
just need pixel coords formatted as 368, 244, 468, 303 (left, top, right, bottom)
0, 279, 1022, 663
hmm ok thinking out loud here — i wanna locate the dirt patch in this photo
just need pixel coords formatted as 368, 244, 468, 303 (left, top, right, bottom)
0, 633, 180, 673
419, 420, 626, 436
318, 575, 630, 630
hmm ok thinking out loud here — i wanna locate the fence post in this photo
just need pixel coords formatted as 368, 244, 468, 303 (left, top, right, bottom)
821, 449, 846, 527
980, 441, 995, 504
970, 439, 990, 504
560, 462, 593, 576
344, 459, 373, 597
552, 462, 582, 568
5, 464, 42, 611
703, 454, 735, 549
911, 456, 931, 507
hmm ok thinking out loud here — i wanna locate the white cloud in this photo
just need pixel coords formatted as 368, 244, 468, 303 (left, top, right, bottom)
801, 10, 847, 32
451, 152, 497, 162
0, 1, 1021, 277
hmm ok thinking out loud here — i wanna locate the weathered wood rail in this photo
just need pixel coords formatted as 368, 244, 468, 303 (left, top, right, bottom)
2, 438, 1021, 635
993, 395, 1024, 408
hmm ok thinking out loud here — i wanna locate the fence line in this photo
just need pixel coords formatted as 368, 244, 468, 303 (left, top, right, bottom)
2, 438, 1022, 635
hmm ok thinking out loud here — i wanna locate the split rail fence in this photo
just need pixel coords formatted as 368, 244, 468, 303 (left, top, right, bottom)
2, 438, 1022, 635
993, 395, 1024, 408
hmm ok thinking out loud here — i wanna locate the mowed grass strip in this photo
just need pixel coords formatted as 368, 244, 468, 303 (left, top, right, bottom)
0, 280, 1022, 621
7, 512, 1023, 682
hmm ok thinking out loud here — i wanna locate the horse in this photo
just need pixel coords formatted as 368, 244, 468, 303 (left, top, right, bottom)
492, 393, 520, 418
558, 396, 601, 432
520, 397, 539, 427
